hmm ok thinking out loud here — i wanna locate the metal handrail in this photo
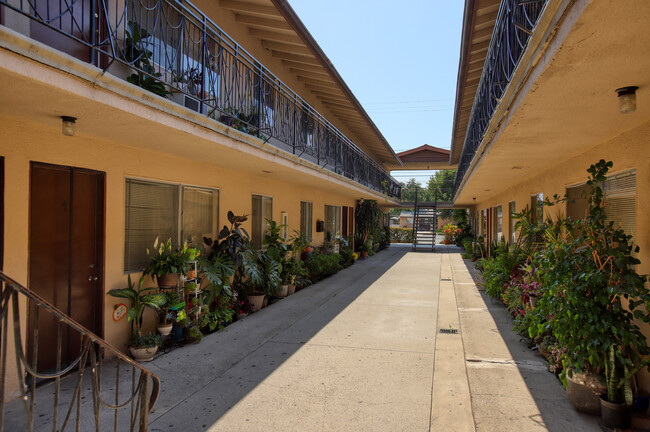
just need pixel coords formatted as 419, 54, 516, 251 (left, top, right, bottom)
0, 0, 401, 199
0, 272, 160, 432
453, 0, 548, 197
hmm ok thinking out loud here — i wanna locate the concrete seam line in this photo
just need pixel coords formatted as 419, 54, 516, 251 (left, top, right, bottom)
451, 255, 477, 430
428, 253, 441, 432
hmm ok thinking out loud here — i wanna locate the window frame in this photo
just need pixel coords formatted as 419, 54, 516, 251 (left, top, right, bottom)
251, 194, 273, 248
300, 201, 313, 242
124, 177, 219, 273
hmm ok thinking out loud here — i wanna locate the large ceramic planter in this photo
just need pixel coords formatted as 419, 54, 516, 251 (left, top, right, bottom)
129, 346, 158, 362
566, 371, 605, 415
287, 284, 296, 295
157, 273, 179, 289
600, 396, 632, 429
246, 293, 264, 312
157, 323, 173, 337
276, 285, 289, 299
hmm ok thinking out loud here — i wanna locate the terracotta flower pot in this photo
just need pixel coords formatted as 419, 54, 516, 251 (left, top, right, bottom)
157, 273, 179, 289
566, 371, 605, 415
246, 293, 264, 312
287, 284, 296, 295
276, 285, 289, 299
129, 345, 158, 362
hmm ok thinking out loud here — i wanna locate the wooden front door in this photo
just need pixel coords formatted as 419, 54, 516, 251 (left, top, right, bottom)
28, 163, 104, 372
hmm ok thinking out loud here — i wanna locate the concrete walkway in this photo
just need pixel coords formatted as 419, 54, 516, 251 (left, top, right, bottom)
143, 244, 600, 432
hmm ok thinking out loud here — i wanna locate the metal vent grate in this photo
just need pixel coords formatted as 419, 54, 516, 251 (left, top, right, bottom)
439, 328, 458, 334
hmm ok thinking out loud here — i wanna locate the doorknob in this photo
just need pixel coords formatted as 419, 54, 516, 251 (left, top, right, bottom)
88, 276, 98, 282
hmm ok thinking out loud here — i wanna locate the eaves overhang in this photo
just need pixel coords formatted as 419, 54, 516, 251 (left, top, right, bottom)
220, 0, 401, 167
449, 0, 500, 165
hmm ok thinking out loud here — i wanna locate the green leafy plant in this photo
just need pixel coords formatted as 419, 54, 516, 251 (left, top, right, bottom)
128, 332, 162, 348
307, 252, 340, 282
144, 237, 192, 277
107, 275, 167, 344
355, 199, 381, 251
122, 21, 171, 98
531, 160, 649, 398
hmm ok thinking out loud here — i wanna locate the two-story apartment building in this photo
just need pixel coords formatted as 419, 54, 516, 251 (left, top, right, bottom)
0, 0, 403, 384
451, 0, 649, 385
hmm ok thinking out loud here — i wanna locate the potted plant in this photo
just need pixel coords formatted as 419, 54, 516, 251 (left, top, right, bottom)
157, 291, 186, 336
121, 22, 171, 98
531, 160, 650, 420
600, 345, 650, 429
145, 237, 191, 289
107, 274, 167, 361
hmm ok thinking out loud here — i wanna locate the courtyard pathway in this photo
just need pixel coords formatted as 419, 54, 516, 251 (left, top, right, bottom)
145, 244, 600, 431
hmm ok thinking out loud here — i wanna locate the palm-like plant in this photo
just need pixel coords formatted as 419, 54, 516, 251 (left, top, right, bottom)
107, 275, 167, 339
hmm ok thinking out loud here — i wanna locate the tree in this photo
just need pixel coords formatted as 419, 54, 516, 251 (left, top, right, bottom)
427, 170, 456, 218
399, 178, 433, 203
426, 170, 456, 202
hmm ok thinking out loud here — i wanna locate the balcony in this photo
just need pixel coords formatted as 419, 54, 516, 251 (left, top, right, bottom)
453, 0, 548, 196
0, 0, 401, 200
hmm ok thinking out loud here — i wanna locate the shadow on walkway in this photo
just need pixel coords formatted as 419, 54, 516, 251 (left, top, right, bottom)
147, 245, 415, 431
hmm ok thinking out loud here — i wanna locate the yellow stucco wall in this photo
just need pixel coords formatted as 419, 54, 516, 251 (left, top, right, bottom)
469, 119, 650, 387
0, 115, 358, 362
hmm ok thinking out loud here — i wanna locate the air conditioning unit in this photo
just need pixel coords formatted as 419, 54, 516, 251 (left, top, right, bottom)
171, 93, 206, 114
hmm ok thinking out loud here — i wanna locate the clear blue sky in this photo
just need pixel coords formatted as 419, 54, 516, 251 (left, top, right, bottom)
287, 0, 464, 186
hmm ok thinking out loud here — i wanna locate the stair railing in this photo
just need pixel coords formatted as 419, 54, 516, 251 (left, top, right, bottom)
411, 186, 419, 250
0, 272, 160, 432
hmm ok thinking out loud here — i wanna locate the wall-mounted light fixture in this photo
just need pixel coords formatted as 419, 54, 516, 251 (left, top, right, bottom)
616, 86, 638, 114
61, 116, 77, 136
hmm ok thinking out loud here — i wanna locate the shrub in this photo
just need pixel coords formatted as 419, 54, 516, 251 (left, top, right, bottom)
339, 247, 355, 267
390, 227, 413, 243
307, 252, 340, 282
480, 244, 526, 299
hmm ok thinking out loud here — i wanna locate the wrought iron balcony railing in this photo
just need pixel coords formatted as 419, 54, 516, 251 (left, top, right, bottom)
454, 0, 548, 196
0, 272, 160, 431
0, 0, 401, 200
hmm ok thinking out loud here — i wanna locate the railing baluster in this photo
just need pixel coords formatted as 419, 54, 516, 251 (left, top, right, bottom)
53, 319, 62, 432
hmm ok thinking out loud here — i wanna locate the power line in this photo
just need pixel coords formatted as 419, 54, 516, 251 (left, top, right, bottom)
365, 98, 454, 105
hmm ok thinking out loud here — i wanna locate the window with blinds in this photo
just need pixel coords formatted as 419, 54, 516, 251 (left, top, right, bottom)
124, 179, 218, 272
300, 201, 313, 241
603, 170, 636, 241
181, 186, 219, 246
325, 205, 341, 241
252, 194, 272, 248
566, 169, 636, 241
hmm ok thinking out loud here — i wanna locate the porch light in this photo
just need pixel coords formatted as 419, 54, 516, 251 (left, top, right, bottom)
616, 86, 638, 114
61, 116, 77, 136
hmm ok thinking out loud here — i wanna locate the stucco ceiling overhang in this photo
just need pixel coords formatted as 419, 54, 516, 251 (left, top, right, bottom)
452, 0, 650, 205
219, 0, 402, 168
